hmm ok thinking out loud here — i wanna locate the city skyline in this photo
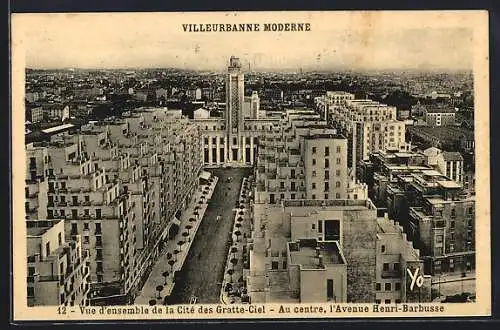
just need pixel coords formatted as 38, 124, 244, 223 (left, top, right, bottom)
14, 12, 475, 71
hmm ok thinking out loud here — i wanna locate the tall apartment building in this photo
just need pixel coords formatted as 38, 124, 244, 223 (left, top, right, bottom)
376, 216, 431, 304
315, 93, 406, 177
27, 219, 91, 306
359, 147, 475, 276
303, 134, 349, 200
25, 108, 203, 305
408, 175, 475, 276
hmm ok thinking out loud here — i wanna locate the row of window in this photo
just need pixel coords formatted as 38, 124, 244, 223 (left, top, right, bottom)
311, 146, 342, 155
312, 170, 342, 177
311, 158, 342, 166
375, 282, 401, 291
310, 182, 342, 190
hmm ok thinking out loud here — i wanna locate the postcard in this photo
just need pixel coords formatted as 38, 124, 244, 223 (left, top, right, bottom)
11, 10, 490, 321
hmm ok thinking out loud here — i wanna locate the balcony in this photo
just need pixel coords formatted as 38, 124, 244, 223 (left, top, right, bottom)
57, 201, 67, 207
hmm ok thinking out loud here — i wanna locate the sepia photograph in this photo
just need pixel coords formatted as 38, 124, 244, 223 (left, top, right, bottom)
11, 10, 490, 320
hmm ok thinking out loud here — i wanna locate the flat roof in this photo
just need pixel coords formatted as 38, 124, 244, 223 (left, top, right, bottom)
41, 123, 75, 134
437, 180, 462, 189
421, 169, 443, 176
289, 240, 345, 269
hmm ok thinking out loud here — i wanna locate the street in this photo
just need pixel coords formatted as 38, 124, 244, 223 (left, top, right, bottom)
168, 167, 252, 304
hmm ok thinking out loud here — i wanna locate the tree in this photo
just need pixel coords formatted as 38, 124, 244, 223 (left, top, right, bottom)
182, 231, 190, 242
177, 240, 185, 251
149, 299, 157, 306
185, 224, 193, 235
166, 252, 173, 260
234, 230, 242, 242
230, 246, 238, 259
235, 223, 242, 230
227, 269, 235, 283
156, 285, 164, 299
168, 259, 176, 272
173, 249, 180, 261
237, 217, 243, 223
162, 271, 169, 285
230, 257, 238, 269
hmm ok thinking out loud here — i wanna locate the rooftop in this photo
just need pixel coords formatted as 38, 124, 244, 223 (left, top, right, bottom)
441, 151, 464, 162
288, 239, 345, 270
304, 133, 345, 140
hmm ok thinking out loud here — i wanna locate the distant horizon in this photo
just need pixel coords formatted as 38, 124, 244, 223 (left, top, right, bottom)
25, 66, 473, 74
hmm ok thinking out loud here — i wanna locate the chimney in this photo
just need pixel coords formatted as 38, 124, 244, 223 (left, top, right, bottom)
318, 254, 324, 267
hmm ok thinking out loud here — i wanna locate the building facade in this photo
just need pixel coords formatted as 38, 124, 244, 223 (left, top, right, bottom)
27, 219, 91, 306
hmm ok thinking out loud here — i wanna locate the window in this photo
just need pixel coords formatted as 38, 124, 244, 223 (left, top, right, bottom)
383, 263, 389, 271
375, 299, 381, 304
395, 283, 401, 291
96, 209, 101, 219
324, 170, 330, 179
436, 235, 444, 244
282, 261, 287, 269
327, 279, 334, 299
280, 181, 285, 189
384, 299, 391, 304
318, 220, 323, 233
335, 193, 340, 199
312, 194, 316, 200
97, 275, 103, 283
450, 220, 455, 229
312, 158, 316, 166
291, 193, 296, 200
71, 223, 78, 234
375, 283, 381, 291
324, 147, 329, 156
324, 182, 329, 192
324, 194, 329, 199
95, 223, 102, 234
336, 181, 341, 188
58, 233, 62, 246
336, 169, 341, 176
451, 209, 456, 218
312, 223, 316, 230
385, 283, 391, 291
336, 158, 341, 165
312, 170, 316, 177
395, 299, 401, 304
271, 261, 279, 270
312, 183, 316, 190
312, 147, 317, 154
45, 242, 50, 256
290, 169, 296, 179
394, 263, 400, 272
324, 158, 329, 168
336, 146, 341, 153
84, 236, 89, 244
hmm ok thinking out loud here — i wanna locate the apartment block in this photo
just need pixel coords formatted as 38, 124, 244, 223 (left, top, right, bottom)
24, 107, 203, 305
27, 219, 90, 306
375, 216, 432, 304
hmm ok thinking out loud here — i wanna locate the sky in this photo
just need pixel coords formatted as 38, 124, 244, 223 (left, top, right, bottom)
12, 11, 481, 71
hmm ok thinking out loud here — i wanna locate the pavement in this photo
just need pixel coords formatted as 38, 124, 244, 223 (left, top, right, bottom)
133, 176, 218, 305
220, 176, 253, 304
168, 167, 252, 304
